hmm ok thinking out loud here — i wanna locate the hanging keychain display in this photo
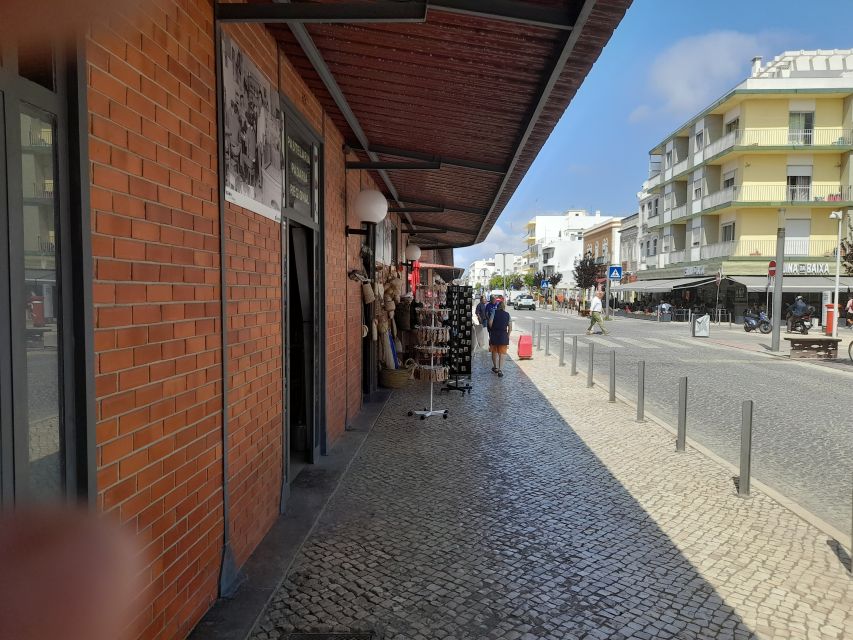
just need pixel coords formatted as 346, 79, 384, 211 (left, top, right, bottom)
442, 284, 473, 394
408, 283, 449, 420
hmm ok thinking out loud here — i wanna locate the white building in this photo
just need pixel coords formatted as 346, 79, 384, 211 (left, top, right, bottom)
462, 258, 495, 289
539, 210, 614, 287
523, 215, 568, 271
462, 253, 520, 290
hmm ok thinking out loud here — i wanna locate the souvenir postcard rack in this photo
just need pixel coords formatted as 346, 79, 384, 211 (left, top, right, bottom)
443, 284, 473, 394
408, 283, 449, 420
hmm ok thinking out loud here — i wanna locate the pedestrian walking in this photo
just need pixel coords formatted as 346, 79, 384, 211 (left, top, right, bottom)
475, 295, 488, 326
488, 300, 512, 377
474, 295, 489, 350
586, 291, 609, 335
484, 294, 498, 321
845, 296, 853, 329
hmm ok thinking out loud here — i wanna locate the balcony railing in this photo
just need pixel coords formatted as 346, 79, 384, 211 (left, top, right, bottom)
700, 241, 736, 260
702, 128, 853, 159
732, 238, 840, 258
672, 157, 689, 175
702, 185, 736, 209
703, 184, 853, 210
667, 249, 687, 264
670, 204, 688, 221
704, 129, 738, 157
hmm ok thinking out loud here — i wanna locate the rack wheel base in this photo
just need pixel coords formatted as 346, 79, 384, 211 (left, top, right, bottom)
407, 411, 413, 416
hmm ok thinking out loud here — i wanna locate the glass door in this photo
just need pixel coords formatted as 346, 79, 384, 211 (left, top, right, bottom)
0, 41, 77, 504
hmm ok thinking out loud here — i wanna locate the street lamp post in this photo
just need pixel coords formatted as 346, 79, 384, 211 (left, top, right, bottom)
829, 210, 844, 339
770, 209, 786, 352
495, 252, 512, 301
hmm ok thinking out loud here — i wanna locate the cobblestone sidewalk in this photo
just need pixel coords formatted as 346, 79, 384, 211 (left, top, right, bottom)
250, 352, 852, 640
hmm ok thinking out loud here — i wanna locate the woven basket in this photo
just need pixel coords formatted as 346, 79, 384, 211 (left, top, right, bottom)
379, 364, 414, 389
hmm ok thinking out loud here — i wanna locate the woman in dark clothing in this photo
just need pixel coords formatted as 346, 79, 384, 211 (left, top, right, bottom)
488, 301, 513, 377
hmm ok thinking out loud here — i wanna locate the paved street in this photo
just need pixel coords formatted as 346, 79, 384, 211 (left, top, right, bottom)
516, 307, 853, 536
250, 355, 851, 640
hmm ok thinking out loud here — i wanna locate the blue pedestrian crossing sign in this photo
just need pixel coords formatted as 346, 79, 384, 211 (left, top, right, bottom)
608, 265, 623, 280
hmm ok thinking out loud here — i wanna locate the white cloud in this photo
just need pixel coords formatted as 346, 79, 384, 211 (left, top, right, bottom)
630, 30, 794, 122
453, 224, 524, 268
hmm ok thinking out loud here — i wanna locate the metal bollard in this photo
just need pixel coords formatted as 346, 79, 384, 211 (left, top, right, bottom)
559, 329, 566, 366
609, 350, 616, 402
636, 360, 645, 422
531, 319, 536, 340
676, 376, 687, 452
570, 336, 578, 376
536, 323, 542, 350
739, 400, 753, 497
545, 325, 550, 355
587, 343, 594, 388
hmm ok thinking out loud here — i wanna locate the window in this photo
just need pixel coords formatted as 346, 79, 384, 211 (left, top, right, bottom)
602, 239, 609, 256
652, 199, 659, 217
664, 193, 672, 211
723, 171, 736, 189
721, 222, 735, 242
652, 238, 657, 255
787, 175, 811, 201
693, 178, 703, 200
594, 241, 599, 256
724, 118, 739, 135
789, 112, 814, 145
695, 130, 704, 150
645, 241, 651, 256
665, 150, 672, 169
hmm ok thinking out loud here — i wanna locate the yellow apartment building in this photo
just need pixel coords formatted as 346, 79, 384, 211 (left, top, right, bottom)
630, 50, 853, 321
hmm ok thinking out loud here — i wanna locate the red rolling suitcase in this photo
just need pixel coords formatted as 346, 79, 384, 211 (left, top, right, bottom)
517, 334, 533, 359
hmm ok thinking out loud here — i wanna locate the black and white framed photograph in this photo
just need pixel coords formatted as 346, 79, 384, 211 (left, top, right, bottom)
222, 34, 283, 221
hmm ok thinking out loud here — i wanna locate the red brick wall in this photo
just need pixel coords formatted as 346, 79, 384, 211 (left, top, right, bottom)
88, 0, 224, 637
223, 202, 283, 568
88, 1, 387, 637
219, 21, 285, 574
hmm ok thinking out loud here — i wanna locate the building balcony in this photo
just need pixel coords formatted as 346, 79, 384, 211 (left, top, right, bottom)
731, 238, 839, 258
699, 241, 736, 260
668, 238, 841, 263
672, 157, 689, 176
702, 184, 853, 212
594, 255, 608, 265
706, 128, 853, 158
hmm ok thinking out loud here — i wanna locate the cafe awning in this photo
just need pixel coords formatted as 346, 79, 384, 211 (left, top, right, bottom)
227, 0, 632, 248
727, 275, 853, 292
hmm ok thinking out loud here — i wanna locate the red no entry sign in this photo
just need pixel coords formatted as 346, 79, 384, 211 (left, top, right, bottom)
768, 260, 776, 277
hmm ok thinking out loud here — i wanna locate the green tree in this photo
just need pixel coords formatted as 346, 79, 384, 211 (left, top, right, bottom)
509, 273, 524, 290
573, 254, 598, 304
842, 238, 853, 276
488, 274, 506, 291
522, 272, 535, 289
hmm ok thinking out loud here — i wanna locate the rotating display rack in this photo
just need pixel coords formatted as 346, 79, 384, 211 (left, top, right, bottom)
408, 284, 449, 420
443, 284, 473, 394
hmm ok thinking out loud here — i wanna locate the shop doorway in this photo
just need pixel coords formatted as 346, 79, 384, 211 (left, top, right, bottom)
286, 223, 318, 479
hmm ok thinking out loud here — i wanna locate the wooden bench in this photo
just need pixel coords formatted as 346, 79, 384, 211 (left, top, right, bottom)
784, 336, 841, 359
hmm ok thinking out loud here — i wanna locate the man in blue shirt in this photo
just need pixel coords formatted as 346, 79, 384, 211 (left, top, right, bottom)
484, 295, 498, 323
475, 295, 488, 326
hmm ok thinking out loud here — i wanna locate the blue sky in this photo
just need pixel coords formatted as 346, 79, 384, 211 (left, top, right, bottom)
454, 0, 853, 266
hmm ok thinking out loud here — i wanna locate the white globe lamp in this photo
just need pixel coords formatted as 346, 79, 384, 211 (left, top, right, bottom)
405, 244, 421, 262
354, 189, 388, 224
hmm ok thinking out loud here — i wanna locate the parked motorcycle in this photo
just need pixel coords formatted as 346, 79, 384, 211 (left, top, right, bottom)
743, 309, 772, 334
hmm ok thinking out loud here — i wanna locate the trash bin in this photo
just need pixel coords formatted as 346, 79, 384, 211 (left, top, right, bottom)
691, 313, 710, 338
